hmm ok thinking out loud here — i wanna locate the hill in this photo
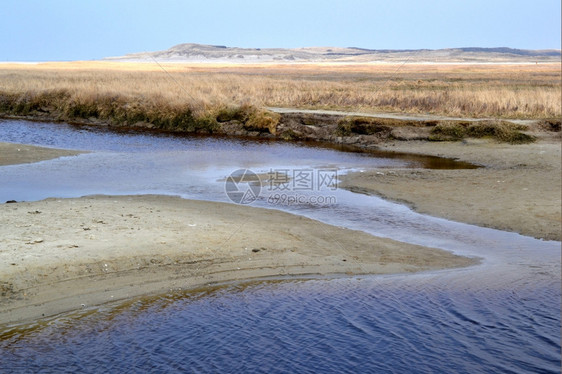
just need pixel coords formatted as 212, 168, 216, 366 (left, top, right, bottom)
105, 43, 561, 63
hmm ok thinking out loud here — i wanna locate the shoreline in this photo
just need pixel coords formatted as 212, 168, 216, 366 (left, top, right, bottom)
0, 195, 476, 326
2, 110, 559, 146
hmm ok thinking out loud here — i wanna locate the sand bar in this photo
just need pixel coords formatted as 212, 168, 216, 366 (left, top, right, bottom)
0, 194, 475, 326
0, 142, 82, 166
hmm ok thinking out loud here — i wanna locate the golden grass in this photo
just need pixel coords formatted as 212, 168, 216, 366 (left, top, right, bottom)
0, 61, 560, 125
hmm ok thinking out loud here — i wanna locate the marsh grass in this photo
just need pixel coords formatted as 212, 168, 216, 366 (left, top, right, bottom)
336, 116, 432, 136
429, 120, 535, 143
0, 62, 559, 135
242, 107, 281, 134
429, 122, 470, 140
335, 115, 536, 143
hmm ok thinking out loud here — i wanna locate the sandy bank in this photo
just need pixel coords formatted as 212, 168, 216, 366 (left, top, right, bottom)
0, 142, 82, 166
0, 195, 475, 325
340, 139, 561, 241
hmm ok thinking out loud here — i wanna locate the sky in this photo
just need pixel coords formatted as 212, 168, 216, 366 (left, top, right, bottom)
1, 0, 560, 61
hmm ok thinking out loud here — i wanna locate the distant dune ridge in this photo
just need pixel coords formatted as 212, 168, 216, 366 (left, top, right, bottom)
104, 43, 562, 63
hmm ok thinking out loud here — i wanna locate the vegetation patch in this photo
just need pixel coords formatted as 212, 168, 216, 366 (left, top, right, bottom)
0, 90, 277, 136
429, 120, 535, 143
336, 116, 420, 136
242, 107, 280, 135
468, 121, 535, 143
428, 122, 470, 141
537, 118, 561, 132
214, 105, 249, 123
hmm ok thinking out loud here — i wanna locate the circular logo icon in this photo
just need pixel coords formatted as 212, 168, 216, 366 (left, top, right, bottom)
225, 169, 261, 204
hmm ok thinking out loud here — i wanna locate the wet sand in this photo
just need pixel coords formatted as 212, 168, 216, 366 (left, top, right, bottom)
340, 139, 561, 241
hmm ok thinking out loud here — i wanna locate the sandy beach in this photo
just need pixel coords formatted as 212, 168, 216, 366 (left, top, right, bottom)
340, 139, 561, 241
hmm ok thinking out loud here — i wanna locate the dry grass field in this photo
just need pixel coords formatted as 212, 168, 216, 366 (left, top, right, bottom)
0, 61, 560, 132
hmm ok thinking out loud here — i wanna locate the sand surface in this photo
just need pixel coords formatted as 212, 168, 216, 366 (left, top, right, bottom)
0, 194, 474, 326
341, 139, 561, 241
0, 142, 82, 166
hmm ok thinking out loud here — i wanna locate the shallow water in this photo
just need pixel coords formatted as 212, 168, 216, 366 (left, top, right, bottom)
0, 120, 560, 373
1, 277, 560, 374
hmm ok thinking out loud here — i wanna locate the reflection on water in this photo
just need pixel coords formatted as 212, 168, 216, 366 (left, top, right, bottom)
0, 120, 560, 373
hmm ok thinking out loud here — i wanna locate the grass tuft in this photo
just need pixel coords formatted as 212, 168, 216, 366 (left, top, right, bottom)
429, 122, 469, 141
242, 107, 280, 135
430, 120, 535, 143
337, 117, 412, 136
467, 121, 535, 143
537, 118, 562, 132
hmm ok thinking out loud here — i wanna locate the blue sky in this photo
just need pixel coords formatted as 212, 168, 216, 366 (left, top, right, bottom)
1, 0, 560, 61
